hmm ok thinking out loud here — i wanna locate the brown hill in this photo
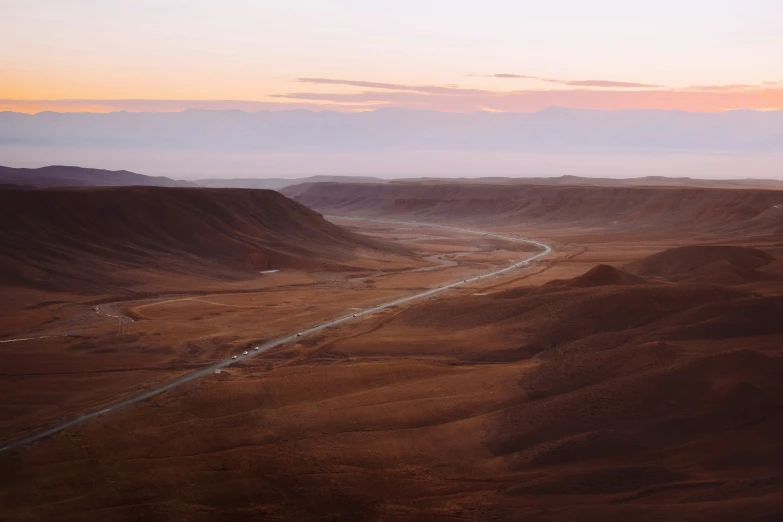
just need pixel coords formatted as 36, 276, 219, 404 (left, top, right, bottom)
217, 274, 783, 519
549, 264, 648, 288
395, 283, 750, 356
624, 245, 777, 284
0, 186, 404, 293
286, 182, 783, 235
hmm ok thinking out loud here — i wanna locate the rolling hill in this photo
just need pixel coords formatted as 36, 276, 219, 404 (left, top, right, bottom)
0, 186, 405, 293
286, 181, 783, 235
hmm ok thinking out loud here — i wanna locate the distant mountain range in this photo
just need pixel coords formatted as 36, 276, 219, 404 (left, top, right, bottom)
0, 165, 383, 190
0, 165, 192, 188
393, 175, 783, 190
195, 175, 386, 190
1, 165, 780, 191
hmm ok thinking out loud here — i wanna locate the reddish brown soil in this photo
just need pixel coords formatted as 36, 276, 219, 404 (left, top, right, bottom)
2, 183, 783, 521
0, 186, 406, 293
0, 201, 525, 444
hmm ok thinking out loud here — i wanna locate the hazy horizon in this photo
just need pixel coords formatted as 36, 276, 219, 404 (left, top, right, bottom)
4, 149, 783, 181
2, 108, 783, 180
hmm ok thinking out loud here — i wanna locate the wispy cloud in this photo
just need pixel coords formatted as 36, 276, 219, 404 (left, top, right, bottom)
685, 84, 765, 92
566, 80, 662, 88
481, 74, 662, 88
273, 85, 783, 112
296, 78, 488, 95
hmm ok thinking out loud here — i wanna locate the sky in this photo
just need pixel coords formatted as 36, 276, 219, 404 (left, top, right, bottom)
2, 0, 783, 113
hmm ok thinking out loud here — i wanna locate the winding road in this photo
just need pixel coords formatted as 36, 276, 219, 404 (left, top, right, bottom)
0, 218, 552, 453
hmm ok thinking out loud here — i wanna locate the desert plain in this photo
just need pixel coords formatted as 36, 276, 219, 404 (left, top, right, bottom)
1, 181, 782, 521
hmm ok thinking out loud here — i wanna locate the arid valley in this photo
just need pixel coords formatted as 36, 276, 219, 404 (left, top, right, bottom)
1, 179, 782, 521
5, 2, 783, 519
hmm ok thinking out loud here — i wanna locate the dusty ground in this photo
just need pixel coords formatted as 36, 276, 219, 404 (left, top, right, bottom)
2, 193, 783, 521
0, 222, 540, 443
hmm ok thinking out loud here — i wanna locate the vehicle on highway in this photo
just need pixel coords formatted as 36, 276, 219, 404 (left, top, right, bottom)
243, 351, 248, 355
254, 346, 259, 350
232, 355, 237, 359
296, 333, 302, 336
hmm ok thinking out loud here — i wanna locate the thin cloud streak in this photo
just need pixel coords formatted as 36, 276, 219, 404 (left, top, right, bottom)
284, 77, 783, 111
483, 73, 662, 88
296, 78, 488, 95
684, 84, 764, 92
568, 80, 663, 88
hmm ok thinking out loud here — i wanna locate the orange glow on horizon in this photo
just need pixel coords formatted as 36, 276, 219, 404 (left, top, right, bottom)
2, 85, 782, 115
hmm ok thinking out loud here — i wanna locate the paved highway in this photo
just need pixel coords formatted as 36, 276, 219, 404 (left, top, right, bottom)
0, 217, 552, 453
0, 335, 62, 344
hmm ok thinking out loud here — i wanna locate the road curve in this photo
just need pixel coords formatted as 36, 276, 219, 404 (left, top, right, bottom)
0, 218, 552, 453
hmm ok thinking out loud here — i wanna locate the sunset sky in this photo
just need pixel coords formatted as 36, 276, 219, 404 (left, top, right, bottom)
2, 0, 782, 113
